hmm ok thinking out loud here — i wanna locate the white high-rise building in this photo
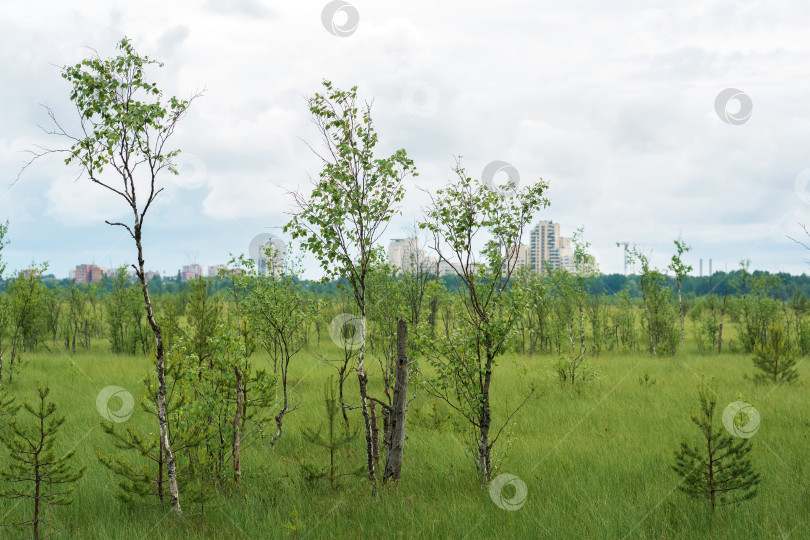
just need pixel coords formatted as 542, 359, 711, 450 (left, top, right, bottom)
558, 237, 575, 273
388, 238, 422, 273
529, 220, 562, 274
528, 220, 596, 274
505, 244, 530, 271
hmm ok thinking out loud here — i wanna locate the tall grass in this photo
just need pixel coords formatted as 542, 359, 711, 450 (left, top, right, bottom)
0, 338, 806, 539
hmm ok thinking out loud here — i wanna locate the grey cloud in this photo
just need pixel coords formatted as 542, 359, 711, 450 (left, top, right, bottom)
157, 25, 190, 55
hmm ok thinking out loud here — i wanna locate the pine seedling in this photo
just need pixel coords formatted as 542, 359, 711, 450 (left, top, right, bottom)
96, 346, 205, 505
300, 377, 364, 487
671, 378, 760, 511
0, 382, 85, 540
752, 323, 799, 384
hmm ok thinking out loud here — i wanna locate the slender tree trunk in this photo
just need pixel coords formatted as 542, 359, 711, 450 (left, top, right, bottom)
718, 287, 729, 354
383, 319, 410, 485
357, 307, 378, 491
233, 365, 243, 483
370, 400, 380, 473
428, 296, 438, 330
270, 390, 288, 448
478, 357, 493, 483
135, 230, 181, 516
567, 316, 575, 354
34, 461, 40, 540
642, 293, 656, 356
338, 366, 350, 429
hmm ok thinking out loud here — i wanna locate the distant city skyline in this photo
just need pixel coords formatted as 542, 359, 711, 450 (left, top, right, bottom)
388, 220, 601, 277
6, 226, 808, 281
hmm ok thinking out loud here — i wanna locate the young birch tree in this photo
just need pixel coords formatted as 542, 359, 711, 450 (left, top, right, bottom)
5, 264, 48, 382
668, 239, 693, 344
550, 229, 597, 387
285, 81, 417, 492
418, 159, 548, 481
226, 251, 311, 449
21, 38, 199, 515
629, 248, 679, 356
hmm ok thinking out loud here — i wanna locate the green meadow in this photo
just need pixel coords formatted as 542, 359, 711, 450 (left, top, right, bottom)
1, 337, 806, 539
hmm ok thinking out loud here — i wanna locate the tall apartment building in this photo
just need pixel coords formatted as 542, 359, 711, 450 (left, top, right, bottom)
388, 238, 423, 273
181, 264, 202, 281
69, 264, 106, 283
558, 237, 575, 272
527, 220, 579, 274
505, 244, 530, 270
208, 265, 228, 278
388, 238, 467, 276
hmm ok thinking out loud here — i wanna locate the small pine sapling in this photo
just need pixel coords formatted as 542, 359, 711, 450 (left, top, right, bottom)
300, 377, 364, 487
671, 379, 760, 511
638, 372, 656, 386
96, 347, 205, 505
752, 323, 799, 384
0, 382, 85, 539
281, 507, 305, 538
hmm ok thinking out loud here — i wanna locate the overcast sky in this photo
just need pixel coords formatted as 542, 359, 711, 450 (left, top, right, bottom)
3, 0, 810, 279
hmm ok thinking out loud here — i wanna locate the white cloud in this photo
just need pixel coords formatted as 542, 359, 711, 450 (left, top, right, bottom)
4, 0, 810, 278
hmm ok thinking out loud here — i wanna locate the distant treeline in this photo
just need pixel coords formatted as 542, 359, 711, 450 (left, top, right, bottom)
302, 270, 810, 300
594, 271, 810, 300
4, 267, 809, 300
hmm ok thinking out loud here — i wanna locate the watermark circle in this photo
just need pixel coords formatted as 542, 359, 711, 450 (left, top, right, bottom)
249, 232, 286, 274
171, 152, 207, 190
489, 473, 527, 511
722, 401, 760, 439
96, 386, 135, 423
794, 168, 810, 205
482, 160, 520, 197
714, 88, 752, 125
329, 313, 362, 350
321, 1, 359, 37
402, 81, 440, 118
